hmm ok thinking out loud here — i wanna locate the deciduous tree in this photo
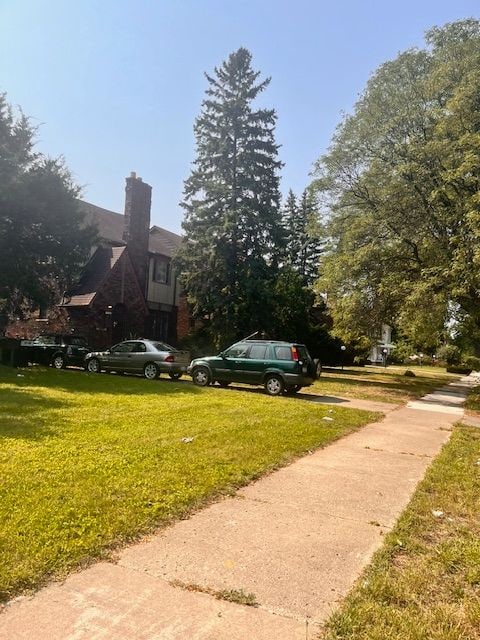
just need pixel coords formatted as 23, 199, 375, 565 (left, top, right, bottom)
312, 19, 480, 353
0, 93, 95, 324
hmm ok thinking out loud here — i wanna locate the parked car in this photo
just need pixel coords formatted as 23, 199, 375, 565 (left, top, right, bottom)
20, 334, 91, 369
188, 339, 318, 396
85, 339, 190, 380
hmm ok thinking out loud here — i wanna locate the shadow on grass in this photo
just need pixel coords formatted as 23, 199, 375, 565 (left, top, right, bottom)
0, 387, 62, 440
0, 365, 202, 397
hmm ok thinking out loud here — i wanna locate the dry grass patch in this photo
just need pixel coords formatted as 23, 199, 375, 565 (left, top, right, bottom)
307, 365, 457, 404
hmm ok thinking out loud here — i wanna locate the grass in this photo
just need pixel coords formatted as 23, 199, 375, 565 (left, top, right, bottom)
465, 384, 480, 413
307, 365, 457, 404
0, 364, 379, 603
170, 580, 258, 607
319, 424, 480, 640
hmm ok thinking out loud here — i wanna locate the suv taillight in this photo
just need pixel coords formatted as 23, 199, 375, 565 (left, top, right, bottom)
291, 346, 299, 361
165, 355, 174, 362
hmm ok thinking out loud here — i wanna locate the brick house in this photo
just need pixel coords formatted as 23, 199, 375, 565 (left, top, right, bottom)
59, 172, 188, 349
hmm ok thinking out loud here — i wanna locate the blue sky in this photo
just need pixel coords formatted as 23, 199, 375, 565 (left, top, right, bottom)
0, 0, 478, 233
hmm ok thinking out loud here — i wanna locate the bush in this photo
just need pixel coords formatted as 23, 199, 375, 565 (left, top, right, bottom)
446, 366, 473, 375
404, 370, 416, 377
462, 355, 480, 371
436, 344, 461, 366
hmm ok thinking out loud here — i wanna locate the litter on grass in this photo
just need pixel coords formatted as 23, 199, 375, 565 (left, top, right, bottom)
181, 437, 194, 444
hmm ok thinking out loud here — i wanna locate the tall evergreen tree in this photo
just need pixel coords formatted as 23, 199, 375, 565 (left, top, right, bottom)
0, 93, 95, 324
283, 188, 324, 286
176, 48, 284, 347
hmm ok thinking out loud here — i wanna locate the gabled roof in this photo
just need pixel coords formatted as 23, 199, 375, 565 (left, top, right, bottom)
78, 200, 181, 258
80, 201, 125, 245
63, 246, 126, 307
149, 225, 182, 256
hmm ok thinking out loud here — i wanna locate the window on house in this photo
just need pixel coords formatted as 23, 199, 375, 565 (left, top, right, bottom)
154, 259, 171, 284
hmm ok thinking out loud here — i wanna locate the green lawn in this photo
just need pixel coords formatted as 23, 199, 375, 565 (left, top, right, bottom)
0, 364, 379, 602
307, 365, 457, 404
319, 424, 480, 640
465, 384, 480, 413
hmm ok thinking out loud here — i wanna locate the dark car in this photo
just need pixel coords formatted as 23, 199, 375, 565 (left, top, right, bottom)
85, 339, 191, 380
188, 340, 318, 396
20, 334, 91, 369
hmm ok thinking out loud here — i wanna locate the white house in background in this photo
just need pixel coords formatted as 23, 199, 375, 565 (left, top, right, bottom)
369, 324, 395, 363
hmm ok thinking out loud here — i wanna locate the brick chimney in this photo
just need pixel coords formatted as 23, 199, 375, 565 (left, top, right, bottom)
123, 172, 152, 295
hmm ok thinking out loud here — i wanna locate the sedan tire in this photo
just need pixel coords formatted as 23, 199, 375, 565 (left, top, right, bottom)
143, 362, 160, 380
264, 374, 284, 396
87, 358, 101, 374
192, 366, 211, 387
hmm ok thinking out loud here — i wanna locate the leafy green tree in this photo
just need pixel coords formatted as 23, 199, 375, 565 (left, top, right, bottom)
282, 188, 324, 286
311, 19, 480, 353
176, 48, 284, 347
0, 93, 95, 324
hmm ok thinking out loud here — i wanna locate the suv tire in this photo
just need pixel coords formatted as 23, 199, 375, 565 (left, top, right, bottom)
192, 366, 211, 387
264, 374, 284, 396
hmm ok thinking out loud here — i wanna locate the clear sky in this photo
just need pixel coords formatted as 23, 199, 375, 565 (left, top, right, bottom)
0, 0, 478, 233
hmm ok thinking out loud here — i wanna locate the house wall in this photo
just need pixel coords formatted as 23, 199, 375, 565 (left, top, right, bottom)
68, 253, 148, 349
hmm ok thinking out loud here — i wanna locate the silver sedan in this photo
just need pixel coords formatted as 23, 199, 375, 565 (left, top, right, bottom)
85, 339, 190, 380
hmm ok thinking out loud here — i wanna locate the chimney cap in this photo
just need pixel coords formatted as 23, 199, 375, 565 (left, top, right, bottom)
130, 171, 137, 179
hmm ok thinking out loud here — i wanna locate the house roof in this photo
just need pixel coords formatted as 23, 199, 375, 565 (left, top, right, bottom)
80, 201, 125, 245
63, 246, 126, 307
79, 200, 181, 258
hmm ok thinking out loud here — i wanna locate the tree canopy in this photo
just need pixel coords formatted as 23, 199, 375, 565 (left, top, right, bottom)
176, 48, 284, 347
311, 19, 480, 353
0, 93, 95, 324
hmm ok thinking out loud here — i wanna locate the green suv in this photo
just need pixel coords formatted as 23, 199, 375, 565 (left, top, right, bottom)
188, 340, 318, 396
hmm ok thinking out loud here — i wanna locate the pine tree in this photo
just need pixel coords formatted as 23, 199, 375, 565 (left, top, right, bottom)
283, 188, 324, 286
176, 48, 284, 347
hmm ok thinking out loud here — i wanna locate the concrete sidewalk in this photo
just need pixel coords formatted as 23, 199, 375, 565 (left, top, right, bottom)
0, 377, 475, 640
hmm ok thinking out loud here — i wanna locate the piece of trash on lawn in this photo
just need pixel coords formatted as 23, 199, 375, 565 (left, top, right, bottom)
432, 509, 444, 518
328, 408, 334, 413
17, 374, 25, 377
181, 437, 194, 444
322, 416, 334, 422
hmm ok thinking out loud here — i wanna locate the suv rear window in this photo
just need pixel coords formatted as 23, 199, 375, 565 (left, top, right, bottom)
297, 346, 311, 361
274, 346, 292, 360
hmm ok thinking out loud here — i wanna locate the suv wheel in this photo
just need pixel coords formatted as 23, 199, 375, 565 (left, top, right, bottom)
264, 374, 284, 396
192, 366, 211, 387
51, 354, 66, 369
285, 385, 302, 394
144, 363, 160, 380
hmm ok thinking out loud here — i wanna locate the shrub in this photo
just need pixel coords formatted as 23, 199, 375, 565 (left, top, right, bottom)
462, 355, 480, 371
404, 370, 416, 377
446, 366, 473, 375
436, 344, 461, 366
